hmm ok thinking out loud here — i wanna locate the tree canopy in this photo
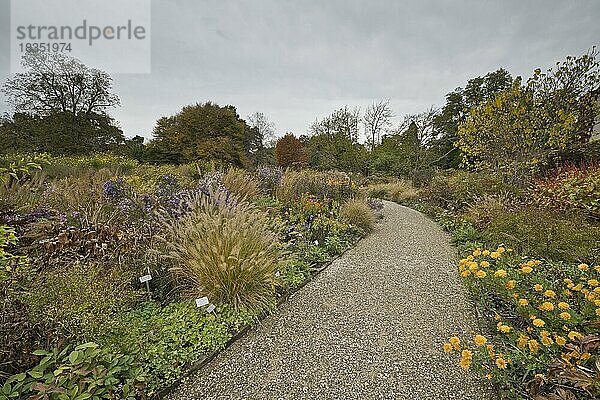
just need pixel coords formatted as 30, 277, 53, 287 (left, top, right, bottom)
147, 102, 252, 166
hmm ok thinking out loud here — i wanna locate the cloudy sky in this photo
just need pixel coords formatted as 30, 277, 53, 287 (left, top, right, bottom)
0, 0, 599, 141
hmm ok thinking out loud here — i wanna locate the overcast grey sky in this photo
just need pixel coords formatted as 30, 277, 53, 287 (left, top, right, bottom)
0, 0, 599, 141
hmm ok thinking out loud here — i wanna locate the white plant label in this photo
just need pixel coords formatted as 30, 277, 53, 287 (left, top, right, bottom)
206, 304, 216, 313
139, 274, 152, 283
195, 297, 209, 307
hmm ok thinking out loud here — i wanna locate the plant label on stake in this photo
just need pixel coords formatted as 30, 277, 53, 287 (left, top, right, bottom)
195, 297, 209, 307
206, 304, 216, 313
139, 274, 152, 298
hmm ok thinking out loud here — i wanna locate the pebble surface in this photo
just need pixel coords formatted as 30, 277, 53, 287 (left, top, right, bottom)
169, 201, 495, 400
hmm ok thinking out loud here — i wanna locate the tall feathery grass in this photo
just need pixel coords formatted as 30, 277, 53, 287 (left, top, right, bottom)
163, 191, 282, 311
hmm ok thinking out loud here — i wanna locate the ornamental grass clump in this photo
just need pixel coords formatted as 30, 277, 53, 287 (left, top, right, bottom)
164, 190, 282, 312
340, 199, 376, 233
221, 168, 259, 201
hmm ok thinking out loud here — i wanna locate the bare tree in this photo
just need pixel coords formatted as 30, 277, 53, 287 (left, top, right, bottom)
396, 106, 439, 146
247, 112, 276, 147
364, 100, 394, 151
2, 50, 120, 117
310, 106, 361, 143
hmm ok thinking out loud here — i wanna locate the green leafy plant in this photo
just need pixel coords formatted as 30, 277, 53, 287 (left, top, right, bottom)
1, 342, 146, 400
533, 164, 600, 220
102, 301, 254, 394
23, 261, 142, 342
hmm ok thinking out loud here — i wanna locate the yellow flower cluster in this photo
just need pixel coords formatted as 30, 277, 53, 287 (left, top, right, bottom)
451, 248, 600, 382
443, 333, 510, 372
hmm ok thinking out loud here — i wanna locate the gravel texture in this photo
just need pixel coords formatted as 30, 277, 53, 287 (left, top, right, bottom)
169, 201, 495, 400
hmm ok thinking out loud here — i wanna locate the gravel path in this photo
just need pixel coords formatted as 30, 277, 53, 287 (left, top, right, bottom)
169, 201, 494, 400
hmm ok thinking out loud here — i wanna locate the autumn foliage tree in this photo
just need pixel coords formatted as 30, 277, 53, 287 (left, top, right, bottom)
457, 49, 600, 183
275, 133, 307, 169
147, 102, 251, 165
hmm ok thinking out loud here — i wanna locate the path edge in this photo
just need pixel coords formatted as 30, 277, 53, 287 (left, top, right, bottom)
152, 232, 367, 399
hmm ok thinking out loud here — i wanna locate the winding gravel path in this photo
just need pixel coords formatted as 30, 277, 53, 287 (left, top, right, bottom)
169, 201, 494, 400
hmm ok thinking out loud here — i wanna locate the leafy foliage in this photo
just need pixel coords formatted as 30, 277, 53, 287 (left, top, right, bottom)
533, 164, 600, 220
1, 343, 146, 400
458, 50, 600, 182
102, 301, 254, 394
147, 102, 250, 166
275, 133, 307, 169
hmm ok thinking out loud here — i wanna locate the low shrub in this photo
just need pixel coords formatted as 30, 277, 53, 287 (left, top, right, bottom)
482, 206, 600, 264
419, 171, 521, 212
255, 165, 283, 195
464, 194, 511, 230
163, 191, 282, 312
23, 261, 142, 342
340, 199, 376, 233
102, 301, 254, 394
533, 164, 600, 220
276, 170, 357, 204
278, 258, 313, 289
1, 342, 146, 400
366, 181, 417, 203
435, 212, 483, 248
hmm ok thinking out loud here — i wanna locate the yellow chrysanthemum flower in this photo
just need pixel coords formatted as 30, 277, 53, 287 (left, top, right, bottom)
459, 357, 472, 370
588, 279, 599, 287
521, 266, 533, 274
518, 298, 529, 306
449, 336, 461, 350
495, 357, 508, 369
559, 312, 571, 320
541, 336, 553, 347
568, 331, 583, 341
482, 250, 490, 256
494, 269, 507, 278
578, 263, 589, 271
543, 290, 556, 298
533, 284, 543, 292
517, 335, 529, 349
555, 336, 566, 346
490, 251, 500, 259
443, 343, 453, 353
538, 302, 554, 311
558, 302, 570, 310
506, 280, 516, 289
532, 318, 545, 327
475, 270, 487, 278
474, 335, 487, 346
528, 339, 539, 353
480, 261, 490, 268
